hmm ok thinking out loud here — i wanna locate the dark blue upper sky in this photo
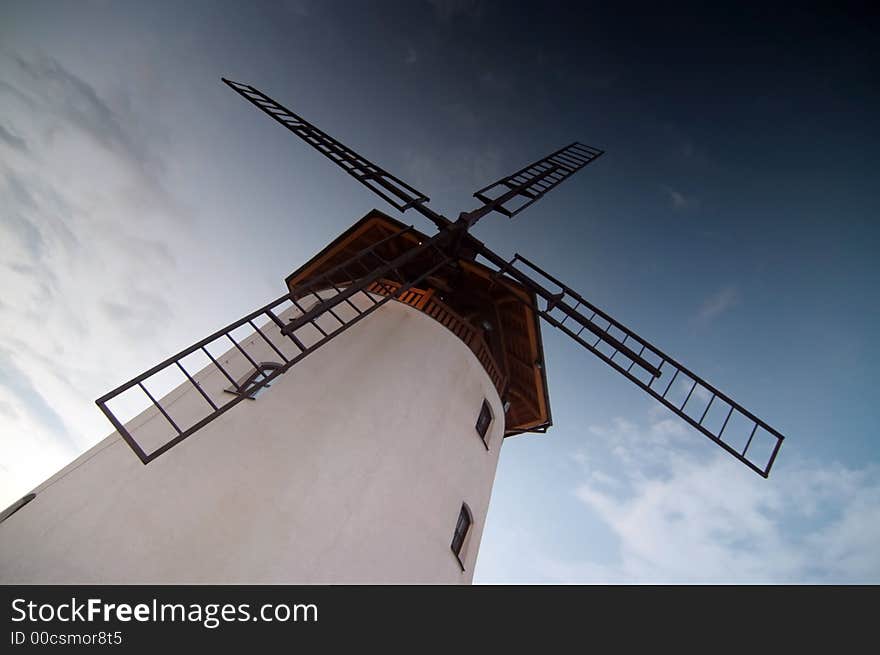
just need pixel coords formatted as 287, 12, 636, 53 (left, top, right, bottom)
1, 0, 877, 581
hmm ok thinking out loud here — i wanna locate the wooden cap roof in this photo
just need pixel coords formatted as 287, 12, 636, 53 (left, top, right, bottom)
286, 209, 551, 437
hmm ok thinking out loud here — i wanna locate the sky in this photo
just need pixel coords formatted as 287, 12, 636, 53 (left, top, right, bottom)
0, 1, 878, 583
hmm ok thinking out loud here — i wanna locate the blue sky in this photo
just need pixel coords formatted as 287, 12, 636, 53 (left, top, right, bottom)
0, 1, 877, 582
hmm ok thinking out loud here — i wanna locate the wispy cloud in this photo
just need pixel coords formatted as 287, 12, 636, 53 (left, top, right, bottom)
13, 55, 142, 163
0, 348, 77, 451
554, 412, 880, 583
8, 54, 182, 216
0, 123, 27, 152
697, 285, 739, 323
662, 185, 700, 210
100, 291, 174, 340
0, 51, 191, 504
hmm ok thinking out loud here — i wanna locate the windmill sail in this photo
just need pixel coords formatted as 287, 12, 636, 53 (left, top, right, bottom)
483, 252, 784, 478
471, 142, 603, 218
97, 225, 452, 464
222, 78, 444, 225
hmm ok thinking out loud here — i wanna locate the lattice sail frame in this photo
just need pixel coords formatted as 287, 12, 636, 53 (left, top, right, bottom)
481, 252, 784, 477
223, 78, 432, 214
473, 142, 604, 218
97, 226, 452, 463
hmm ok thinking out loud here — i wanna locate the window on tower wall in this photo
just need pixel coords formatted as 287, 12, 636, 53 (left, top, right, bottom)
475, 399, 492, 447
225, 362, 282, 400
450, 503, 472, 570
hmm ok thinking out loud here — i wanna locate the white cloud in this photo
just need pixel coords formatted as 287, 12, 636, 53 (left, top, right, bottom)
0, 53, 193, 505
546, 412, 880, 583
662, 185, 699, 210
0, 123, 27, 151
697, 285, 739, 323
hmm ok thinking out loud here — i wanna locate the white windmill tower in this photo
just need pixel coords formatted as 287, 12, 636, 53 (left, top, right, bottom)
0, 80, 785, 584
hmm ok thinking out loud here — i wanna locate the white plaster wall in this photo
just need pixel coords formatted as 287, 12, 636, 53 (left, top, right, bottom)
0, 296, 505, 584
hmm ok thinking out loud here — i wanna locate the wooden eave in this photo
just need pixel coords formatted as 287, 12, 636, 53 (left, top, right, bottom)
286, 209, 552, 437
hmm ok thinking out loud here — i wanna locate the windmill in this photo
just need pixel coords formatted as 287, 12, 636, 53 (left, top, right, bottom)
212, 78, 784, 477
0, 79, 785, 584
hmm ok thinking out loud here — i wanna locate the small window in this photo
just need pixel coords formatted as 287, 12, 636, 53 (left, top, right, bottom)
225, 362, 282, 399
475, 399, 492, 446
450, 503, 472, 569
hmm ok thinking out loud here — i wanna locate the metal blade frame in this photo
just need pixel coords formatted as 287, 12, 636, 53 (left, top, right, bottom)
472, 142, 604, 218
97, 226, 453, 464
223, 78, 450, 230
476, 248, 785, 478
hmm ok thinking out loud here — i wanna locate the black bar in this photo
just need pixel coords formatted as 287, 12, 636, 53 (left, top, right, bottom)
95, 400, 150, 464
309, 290, 346, 327
662, 368, 680, 398
201, 346, 240, 389
176, 361, 218, 411
222, 78, 451, 231
137, 381, 182, 435
681, 380, 697, 411
742, 423, 758, 456
627, 344, 647, 373
718, 405, 735, 440
265, 309, 306, 351
698, 394, 715, 426
226, 333, 262, 372
248, 318, 290, 363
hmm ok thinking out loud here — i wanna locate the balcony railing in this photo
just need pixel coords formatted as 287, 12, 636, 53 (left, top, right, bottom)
366, 280, 508, 395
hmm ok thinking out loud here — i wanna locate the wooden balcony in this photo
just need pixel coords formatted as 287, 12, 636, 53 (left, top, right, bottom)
367, 280, 508, 396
